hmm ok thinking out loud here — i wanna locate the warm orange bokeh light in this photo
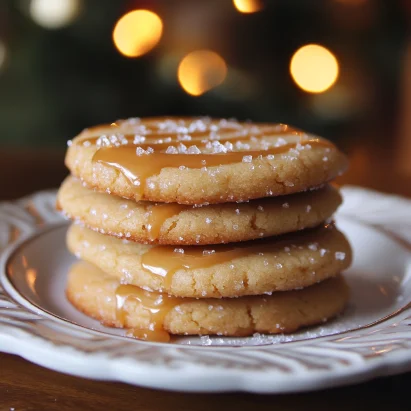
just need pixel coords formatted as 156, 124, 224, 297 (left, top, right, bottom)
177, 50, 228, 96
113, 10, 163, 58
290, 44, 339, 93
232, 0, 263, 13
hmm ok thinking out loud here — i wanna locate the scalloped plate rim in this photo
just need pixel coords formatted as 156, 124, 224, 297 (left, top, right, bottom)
1, 188, 411, 392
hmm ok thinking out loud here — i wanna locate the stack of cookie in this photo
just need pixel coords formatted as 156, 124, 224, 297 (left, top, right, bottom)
58, 117, 352, 342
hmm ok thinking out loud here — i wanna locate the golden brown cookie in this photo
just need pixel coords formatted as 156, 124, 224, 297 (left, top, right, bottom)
57, 176, 342, 245
65, 117, 348, 205
66, 223, 352, 298
67, 261, 349, 339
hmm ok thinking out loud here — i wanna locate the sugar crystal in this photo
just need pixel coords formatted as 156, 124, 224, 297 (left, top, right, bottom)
335, 252, 346, 260
308, 243, 318, 251
203, 249, 216, 255
187, 145, 202, 154
165, 146, 178, 154
136, 147, 146, 156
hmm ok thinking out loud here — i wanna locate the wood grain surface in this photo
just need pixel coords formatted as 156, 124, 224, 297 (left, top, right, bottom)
0, 142, 410, 411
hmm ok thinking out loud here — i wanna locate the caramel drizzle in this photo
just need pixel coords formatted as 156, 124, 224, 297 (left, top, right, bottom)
140, 243, 270, 289
80, 119, 296, 143
146, 203, 189, 241
83, 129, 256, 146
81, 124, 300, 151
93, 140, 328, 195
139, 224, 333, 288
140, 225, 327, 288
113, 223, 333, 342
80, 119, 334, 198
115, 284, 181, 342
76, 118, 332, 199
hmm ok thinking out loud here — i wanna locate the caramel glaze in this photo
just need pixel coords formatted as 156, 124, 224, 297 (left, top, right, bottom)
140, 223, 335, 289
114, 224, 335, 342
145, 203, 189, 241
79, 117, 297, 143
92, 139, 331, 199
115, 284, 181, 342
75, 118, 334, 200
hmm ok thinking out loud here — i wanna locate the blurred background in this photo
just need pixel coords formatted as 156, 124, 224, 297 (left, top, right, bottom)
0, 0, 410, 198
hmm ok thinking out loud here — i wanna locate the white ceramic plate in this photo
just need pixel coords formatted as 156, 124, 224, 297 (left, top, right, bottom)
1, 187, 411, 393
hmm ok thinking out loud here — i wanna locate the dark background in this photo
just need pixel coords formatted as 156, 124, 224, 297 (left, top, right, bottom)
0, 0, 411, 199
0, 0, 410, 146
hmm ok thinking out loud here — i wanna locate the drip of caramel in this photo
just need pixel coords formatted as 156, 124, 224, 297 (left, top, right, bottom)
139, 224, 332, 288
141, 240, 281, 288
146, 203, 189, 241
128, 328, 171, 343
115, 284, 181, 342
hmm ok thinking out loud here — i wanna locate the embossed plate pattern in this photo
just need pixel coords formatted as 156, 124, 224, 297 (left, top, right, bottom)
1, 187, 411, 393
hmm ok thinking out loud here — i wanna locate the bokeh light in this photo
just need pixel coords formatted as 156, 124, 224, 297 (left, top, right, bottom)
113, 10, 163, 58
233, 0, 263, 13
30, 0, 81, 29
290, 44, 339, 93
177, 50, 227, 96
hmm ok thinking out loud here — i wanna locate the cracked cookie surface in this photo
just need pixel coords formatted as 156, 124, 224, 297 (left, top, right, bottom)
58, 176, 342, 245
67, 223, 352, 298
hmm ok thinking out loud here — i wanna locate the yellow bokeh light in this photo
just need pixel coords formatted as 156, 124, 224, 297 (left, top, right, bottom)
233, 0, 263, 13
178, 50, 227, 96
113, 10, 163, 58
30, 0, 80, 29
290, 44, 339, 93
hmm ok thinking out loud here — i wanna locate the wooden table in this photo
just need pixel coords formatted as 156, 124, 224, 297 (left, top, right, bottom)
1, 144, 410, 410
